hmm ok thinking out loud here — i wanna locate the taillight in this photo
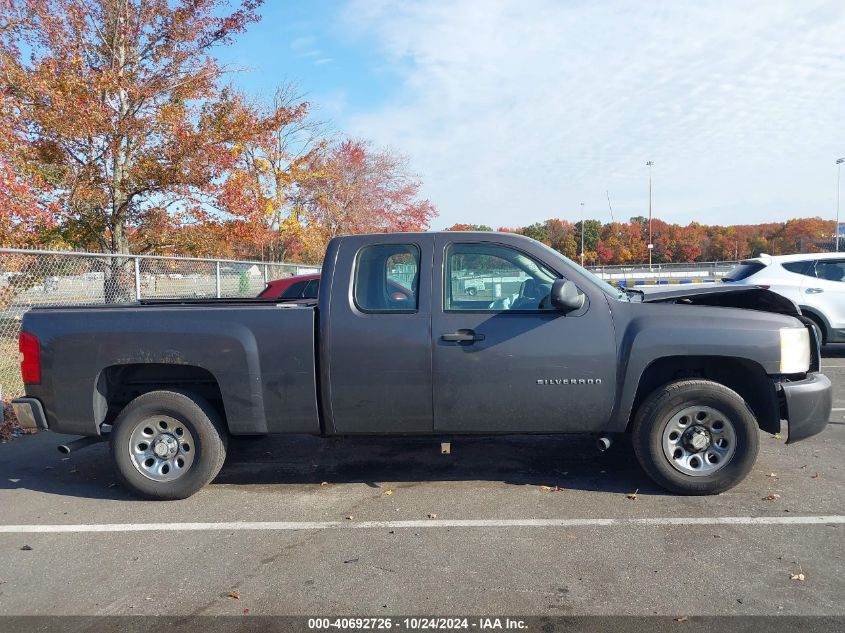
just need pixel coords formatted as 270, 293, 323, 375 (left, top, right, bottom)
19, 331, 41, 384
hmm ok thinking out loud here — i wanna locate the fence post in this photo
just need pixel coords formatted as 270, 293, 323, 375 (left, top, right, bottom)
264, 264, 268, 284
134, 257, 142, 301
215, 261, 221, 298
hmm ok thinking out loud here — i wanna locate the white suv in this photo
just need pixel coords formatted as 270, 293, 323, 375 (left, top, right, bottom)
724, 252, 845, 345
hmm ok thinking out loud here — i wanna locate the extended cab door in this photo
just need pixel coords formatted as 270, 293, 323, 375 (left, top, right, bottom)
320, 234, 433, 434
431, 235, 617, 433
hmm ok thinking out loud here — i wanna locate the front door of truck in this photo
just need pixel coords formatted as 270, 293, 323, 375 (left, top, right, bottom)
431, 236, 617, 433
323, 234, 434, 434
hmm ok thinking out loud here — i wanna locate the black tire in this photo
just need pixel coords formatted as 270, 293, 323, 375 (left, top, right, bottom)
109, 390, 227, 500
467, 287, 477, 296
631, 380, 759, 495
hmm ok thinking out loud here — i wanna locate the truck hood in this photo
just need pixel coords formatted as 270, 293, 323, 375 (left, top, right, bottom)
639, 284, 801, 317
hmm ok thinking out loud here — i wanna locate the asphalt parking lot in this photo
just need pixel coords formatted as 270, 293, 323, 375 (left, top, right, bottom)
1, 354, 844, 621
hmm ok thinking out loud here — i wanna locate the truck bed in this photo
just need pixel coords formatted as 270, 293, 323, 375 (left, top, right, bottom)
22, 302, 320, 436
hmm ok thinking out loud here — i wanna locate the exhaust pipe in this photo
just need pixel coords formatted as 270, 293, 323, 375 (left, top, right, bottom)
596, 435, 612, 452
58, 436, 103, 455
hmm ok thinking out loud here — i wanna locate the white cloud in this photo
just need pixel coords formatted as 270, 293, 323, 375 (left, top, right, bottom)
341, 0, 845, 229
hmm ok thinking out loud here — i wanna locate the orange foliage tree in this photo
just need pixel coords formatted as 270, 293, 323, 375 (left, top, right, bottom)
0, 0, 263, 257
299, 139, 437, 259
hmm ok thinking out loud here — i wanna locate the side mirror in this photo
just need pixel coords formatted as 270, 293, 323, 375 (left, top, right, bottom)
550, 279, 585, 313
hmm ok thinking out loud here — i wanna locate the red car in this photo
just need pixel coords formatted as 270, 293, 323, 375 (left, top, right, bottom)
257, 273, 321, 300
258, 273, 415, 302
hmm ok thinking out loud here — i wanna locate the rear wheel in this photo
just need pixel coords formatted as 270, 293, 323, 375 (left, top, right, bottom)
110, 390, 227, 500
631, 380, 759, 495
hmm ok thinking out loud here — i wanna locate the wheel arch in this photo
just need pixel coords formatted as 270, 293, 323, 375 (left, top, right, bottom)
96, 363, 227, 430
625, 356, 780, 435
797, 306, 830, 343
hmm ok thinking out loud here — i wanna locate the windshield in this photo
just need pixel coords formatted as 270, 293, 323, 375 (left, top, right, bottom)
534, 241, 630, 302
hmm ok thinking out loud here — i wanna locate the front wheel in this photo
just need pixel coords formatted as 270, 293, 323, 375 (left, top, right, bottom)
631, 380, 759, 495
110, 390, 228, 500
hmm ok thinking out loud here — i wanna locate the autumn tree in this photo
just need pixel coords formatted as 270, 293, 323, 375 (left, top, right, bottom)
300, 139, 437, 258
446, 223, 492, 231
1, 0, 262, 295
213, 85, 326, 262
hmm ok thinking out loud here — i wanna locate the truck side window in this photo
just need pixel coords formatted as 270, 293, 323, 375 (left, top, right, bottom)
354, 244, 420, 312
445, 243, 558, 311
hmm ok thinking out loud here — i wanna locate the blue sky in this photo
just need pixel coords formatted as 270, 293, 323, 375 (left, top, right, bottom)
218, 0, 845, 230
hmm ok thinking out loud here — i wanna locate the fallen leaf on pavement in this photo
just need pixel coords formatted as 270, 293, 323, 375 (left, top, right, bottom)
20, 545, 32, 551
773, 433, 782, 439
427, 513, 438, 519
811, 472, 821, 479
627, 489, 639, 500
383, 489, 393, 496
540, 485, 553, 490
227, 591, 240, 600
243, 608, 250, 615
674, 616, 689, 623
345, 515, 353, 520
790, 573, 805, 581
320, 482, 328, 487
764, 494, 781, 501
767, 473, 778, 478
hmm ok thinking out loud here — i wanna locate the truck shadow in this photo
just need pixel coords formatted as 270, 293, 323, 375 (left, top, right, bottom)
0, 432, 659, 500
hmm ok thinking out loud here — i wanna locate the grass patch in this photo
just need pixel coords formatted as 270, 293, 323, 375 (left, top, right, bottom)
0, 334, 21, 401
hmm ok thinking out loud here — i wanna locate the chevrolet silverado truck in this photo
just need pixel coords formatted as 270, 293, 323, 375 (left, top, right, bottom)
12, 232, 832, 500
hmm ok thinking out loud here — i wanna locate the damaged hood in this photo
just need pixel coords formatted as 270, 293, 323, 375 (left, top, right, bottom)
638, 284, 801, 317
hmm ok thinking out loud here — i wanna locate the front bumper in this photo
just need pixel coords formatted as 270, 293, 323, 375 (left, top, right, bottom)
10, 398, 49, 431
780, 372, 832, 444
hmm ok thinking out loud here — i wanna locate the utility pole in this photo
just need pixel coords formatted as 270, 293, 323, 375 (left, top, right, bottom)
580, 202, 585, 267
837, 158, 844, 252
646, 161, 654, 270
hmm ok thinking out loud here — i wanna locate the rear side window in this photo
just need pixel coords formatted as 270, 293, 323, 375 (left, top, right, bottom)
280, 279, 309, 300
302, 279, 320, 299
354, 244, 420, 312
782, 261, 814, 276
814, 260, 845, 282
724, 262, 765, 281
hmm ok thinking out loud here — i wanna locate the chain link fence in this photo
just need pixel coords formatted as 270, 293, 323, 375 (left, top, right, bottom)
0, 248, 320, 400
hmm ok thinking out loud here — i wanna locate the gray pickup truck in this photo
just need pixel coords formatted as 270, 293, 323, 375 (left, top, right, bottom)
12, 232, 832, 499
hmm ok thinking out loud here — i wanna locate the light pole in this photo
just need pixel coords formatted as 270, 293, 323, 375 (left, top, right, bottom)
837, 158, 844, 252
646, 161, 654, 270
580, 202, 585, 266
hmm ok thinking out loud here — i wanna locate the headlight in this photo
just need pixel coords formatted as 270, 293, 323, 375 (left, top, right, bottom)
780, 327, 811, 374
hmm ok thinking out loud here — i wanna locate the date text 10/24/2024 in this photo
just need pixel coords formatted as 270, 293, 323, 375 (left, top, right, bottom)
307, 618, 528, 630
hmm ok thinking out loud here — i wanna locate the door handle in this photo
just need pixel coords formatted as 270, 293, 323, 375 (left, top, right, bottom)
441, 329, 485, 343
805, 287, 824, 294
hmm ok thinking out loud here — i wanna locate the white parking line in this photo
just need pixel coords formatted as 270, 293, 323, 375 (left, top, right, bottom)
0, 515, 843, 533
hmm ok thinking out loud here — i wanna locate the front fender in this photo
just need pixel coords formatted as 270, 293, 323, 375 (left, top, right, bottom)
607, 303, 792, 432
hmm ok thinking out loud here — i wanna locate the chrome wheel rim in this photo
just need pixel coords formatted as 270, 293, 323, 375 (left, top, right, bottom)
129, 415, 195, 482
661, 405, 736, 477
